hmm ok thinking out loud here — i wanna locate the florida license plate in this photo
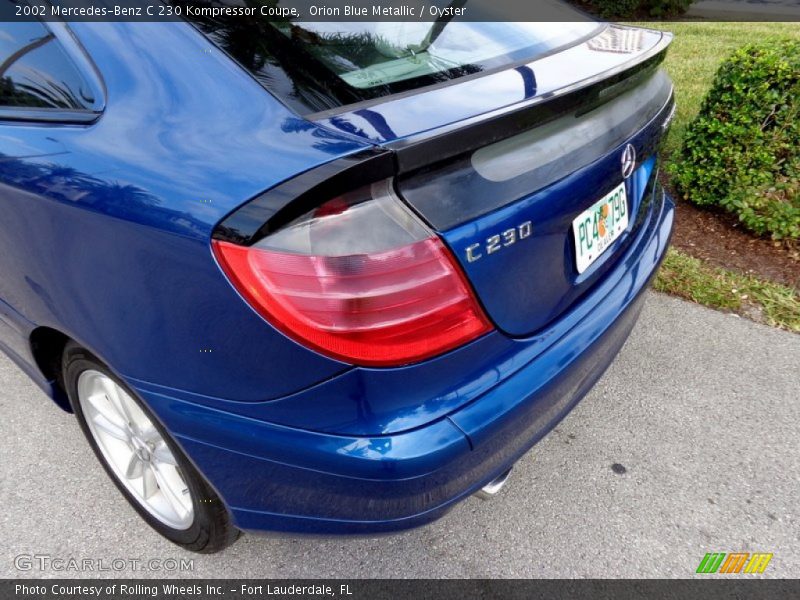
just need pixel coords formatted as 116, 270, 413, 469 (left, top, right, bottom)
572, 182, 628, 274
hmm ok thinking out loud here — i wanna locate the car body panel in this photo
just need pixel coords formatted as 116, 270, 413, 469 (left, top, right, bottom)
0, 18, 676, 535
438, 147, 661, 337
314, 25, 667, 144
137, 188, 673, 532
0, 22, 373, 402
152, 158, 662, 437
0, 298, 60, 402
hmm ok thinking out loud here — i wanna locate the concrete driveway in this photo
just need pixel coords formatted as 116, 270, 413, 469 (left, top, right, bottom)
1, 293, 798, 578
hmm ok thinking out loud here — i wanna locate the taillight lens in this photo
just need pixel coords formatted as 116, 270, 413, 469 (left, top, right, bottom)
212, 179, 492, 366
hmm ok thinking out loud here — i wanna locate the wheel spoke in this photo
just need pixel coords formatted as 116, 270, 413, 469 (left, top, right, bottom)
91, 411, 129, 441
86, 392, 126, 425
152, 441, 178, 466
152, 463, 189, 518
103, 379, 133, 427
142, 467, 158, 499
124, 453, 144, 479
139, 425, 160, 444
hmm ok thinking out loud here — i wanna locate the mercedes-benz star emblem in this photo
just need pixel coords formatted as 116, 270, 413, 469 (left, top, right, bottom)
621, 144, 636, 179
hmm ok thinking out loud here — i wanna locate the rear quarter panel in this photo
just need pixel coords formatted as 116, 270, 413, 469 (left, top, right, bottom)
0, 22, 370, 401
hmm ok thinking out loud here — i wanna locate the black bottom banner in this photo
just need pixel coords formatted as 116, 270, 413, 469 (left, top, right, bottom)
4, 579, 799, 600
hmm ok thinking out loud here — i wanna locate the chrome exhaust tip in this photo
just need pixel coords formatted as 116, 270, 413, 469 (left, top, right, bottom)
474, 468, 512, 500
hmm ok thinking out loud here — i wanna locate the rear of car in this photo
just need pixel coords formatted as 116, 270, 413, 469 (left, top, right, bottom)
0, 4, 675, 550
165, 13, 675, 532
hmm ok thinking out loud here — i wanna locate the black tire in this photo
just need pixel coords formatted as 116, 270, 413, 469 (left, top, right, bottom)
63, 341, 239, 553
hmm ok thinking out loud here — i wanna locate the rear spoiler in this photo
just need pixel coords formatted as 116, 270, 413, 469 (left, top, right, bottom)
215, 26, 673, 244
312, 25, 673, 175
389, 27, 674, 173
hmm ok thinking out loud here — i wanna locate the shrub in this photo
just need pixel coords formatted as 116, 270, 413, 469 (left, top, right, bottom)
670, 40, 800, 240
574, 0, 693, 18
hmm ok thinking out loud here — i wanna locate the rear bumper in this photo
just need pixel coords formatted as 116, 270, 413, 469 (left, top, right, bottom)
136, 187, 674, 534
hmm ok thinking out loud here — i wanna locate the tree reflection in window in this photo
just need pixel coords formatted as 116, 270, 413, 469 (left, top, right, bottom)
0, 21, 95, 110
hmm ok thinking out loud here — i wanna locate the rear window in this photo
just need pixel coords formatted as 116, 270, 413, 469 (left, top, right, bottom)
177, 1, 599, 114
0, 22, 97, 112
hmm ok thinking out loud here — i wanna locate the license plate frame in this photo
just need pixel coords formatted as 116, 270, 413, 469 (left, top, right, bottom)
571, 182, 629, 274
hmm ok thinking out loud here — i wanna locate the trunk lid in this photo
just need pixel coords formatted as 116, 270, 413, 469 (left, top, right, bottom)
318, 24, 674, 336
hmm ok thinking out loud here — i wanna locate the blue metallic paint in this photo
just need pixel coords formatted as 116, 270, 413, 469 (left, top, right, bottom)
142, 189, 673, 533
424, 153, 660, 338
0, 21, 675, 535
137, 159, 660, 438
0, 22, 366, 403
316, 25, 666, 143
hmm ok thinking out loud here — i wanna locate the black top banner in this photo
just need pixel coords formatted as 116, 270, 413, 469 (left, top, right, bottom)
2, 0, 800, 22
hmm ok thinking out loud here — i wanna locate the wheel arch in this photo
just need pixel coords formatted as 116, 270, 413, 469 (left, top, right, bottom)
29, 326, 71, 411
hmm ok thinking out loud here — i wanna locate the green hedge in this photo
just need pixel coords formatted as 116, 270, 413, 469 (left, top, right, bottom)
671, 40, 800, 240
575, 0, 692, 18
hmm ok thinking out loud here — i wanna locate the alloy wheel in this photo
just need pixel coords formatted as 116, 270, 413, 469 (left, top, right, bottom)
77, 370, 194, 530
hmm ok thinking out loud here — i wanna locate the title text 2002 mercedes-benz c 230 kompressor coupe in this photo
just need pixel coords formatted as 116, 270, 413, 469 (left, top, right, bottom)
0, 3, 675, 551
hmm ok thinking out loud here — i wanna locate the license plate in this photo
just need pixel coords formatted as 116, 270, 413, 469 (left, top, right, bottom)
572, 182, 628, 274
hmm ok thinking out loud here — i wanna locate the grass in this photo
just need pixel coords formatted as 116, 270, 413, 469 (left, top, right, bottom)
654, 249, 800, 332
624, 22, 800, 331
630, 22, 800, 161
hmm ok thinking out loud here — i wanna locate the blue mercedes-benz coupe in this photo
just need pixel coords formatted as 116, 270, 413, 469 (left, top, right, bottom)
0, 3, 675, 551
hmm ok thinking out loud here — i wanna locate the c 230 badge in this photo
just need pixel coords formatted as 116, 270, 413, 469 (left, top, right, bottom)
464, 220, 533, 263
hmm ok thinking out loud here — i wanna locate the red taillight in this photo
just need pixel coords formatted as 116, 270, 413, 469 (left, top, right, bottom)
212, 180, 492, 366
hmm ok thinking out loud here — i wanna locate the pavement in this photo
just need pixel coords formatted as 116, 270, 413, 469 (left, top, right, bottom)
1, 292, 798, 579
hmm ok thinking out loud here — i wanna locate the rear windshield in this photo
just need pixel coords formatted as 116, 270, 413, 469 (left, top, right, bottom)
177, 1, 599, 114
